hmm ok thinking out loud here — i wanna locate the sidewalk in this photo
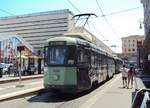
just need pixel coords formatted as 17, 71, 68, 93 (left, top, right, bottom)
93, 74, 135, 108
81, 74, 135, 108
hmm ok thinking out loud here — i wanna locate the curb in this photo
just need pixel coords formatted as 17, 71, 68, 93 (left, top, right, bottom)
0, 75, 43, 84
0, 86, 44, 101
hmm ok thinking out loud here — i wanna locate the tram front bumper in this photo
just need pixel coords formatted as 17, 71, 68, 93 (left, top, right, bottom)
44, 84, 78, 93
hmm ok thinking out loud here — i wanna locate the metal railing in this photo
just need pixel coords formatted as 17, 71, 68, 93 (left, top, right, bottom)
132, 89, 150, 108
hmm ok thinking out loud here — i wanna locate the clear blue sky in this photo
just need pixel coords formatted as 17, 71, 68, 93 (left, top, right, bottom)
0, 0, 144, 53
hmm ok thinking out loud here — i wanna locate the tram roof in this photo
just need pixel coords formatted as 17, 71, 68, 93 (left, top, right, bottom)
47, 36, 77, 44
47, 36, 107, 55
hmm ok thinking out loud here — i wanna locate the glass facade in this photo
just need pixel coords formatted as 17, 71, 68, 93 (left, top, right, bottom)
0, 37, 21, 63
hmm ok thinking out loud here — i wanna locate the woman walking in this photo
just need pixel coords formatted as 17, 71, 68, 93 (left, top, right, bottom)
127, 67, 134, 88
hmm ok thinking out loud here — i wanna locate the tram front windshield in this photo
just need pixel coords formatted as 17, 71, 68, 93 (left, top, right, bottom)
45, 46, 66, 65
44, 45, 76, 66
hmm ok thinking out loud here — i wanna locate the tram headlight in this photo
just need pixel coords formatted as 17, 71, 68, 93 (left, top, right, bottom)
44, 67, 48, 72
53, 75, 59, 81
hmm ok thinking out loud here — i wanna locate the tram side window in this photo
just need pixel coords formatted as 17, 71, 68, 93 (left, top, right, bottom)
91, 52, 95, 65
98, 54, 101, 66
95, 53, 99, 66
101, 55, 105, 70
77, 50, 89, 64
67, 46, 76, 65
92, 52, 99, 66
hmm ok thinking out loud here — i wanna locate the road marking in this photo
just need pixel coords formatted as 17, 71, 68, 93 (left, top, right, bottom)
0, 85, 16, 91
0, 88, 5, 90
0, 81, 42, 91
27, 81, 43, 85
79, 74, 121, 108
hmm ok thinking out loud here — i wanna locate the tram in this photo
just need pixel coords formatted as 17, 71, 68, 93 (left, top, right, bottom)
43, 34, 116, 93
114, 57, 123, 74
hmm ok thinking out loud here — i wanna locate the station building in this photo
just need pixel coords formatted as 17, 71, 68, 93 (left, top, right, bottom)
0, 34, 33, 63
0, 34, 38, 75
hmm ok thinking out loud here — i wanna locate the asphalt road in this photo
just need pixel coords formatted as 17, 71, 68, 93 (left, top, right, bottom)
0, 74, 134, 108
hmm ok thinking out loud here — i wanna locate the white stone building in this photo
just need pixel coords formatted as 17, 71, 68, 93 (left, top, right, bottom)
0, 9, 75, 53
122, 35, 145, 54
121, 35, 145, 65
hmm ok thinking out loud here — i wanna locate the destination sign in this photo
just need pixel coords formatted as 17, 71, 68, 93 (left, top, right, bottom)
49, 41, 66, 45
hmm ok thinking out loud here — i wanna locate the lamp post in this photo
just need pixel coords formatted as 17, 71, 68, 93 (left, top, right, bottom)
139, 18, 144, 29
16, 44, 24, 87
137, 41, 142, 68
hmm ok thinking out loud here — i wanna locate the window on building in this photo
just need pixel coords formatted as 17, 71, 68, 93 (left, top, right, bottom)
133, 44, 134, 47
132, 48, 135, 51
128, 48, 131, 52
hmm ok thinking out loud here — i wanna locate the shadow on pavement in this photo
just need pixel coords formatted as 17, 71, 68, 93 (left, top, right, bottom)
27, 81, 106, 103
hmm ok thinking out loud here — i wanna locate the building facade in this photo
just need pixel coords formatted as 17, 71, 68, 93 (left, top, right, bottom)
122, 35, 145, 54
141, 0, 150, 59
121, 35, 145, 65
0, 9, 75, 54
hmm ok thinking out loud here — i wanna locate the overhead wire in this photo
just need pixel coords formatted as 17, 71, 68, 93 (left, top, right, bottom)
88, 21, 108, 40
86, 21, 91, 33
73, 6, 142, 20
66, 0, 81, 13
95, 0, 120, 39
0, 8, 14, 16
102, 6, 142, 17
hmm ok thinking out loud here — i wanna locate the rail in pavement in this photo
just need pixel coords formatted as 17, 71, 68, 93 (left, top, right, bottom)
0, 74, 43, 84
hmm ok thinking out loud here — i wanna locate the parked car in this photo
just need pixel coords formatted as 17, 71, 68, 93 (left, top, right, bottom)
2, 63, 13, 75
0, 63, 5, 69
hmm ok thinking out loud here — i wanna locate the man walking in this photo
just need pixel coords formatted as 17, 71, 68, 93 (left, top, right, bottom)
120, 65, 128, 88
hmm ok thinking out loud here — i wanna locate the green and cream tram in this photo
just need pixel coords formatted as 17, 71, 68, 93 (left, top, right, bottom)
44, 35, 115, 93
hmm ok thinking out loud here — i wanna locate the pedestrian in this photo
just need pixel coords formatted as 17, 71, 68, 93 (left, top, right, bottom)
120, 65, 128, 88
127, 66, 134, 88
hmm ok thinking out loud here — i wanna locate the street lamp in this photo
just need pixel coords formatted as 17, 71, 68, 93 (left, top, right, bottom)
139, 18, 144, 29
137, 41, 143, 68
16, 44, 24, 87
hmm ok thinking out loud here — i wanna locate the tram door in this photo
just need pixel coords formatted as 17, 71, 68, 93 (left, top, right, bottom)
77, 47, 91, 89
